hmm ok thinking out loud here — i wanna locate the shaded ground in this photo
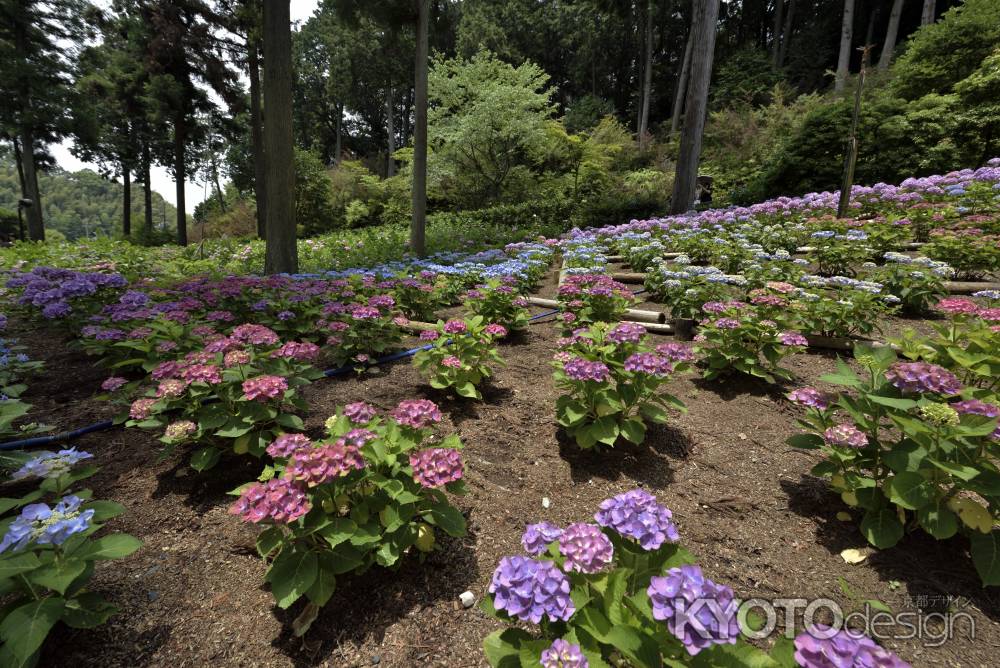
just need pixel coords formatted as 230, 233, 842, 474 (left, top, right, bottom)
4, 271, 997, 668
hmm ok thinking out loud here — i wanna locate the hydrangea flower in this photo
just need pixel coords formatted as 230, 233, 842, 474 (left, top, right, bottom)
231, 323, 280, 346
779, 331, 808, 347
242, 375, 289, 402
558, 523, 613, 574
823, 424, 868, 448
647, 564, 740, 655
521, 522, 563, 555
443, 319, 468, 334
442, 355, 463, 369
788, 387, 829, 410
11, 448, 93, 480
655, 342, 695, 363
271, 341, 320, 361
409, 448, 463, 488
286, 441, 366, 486
0, 495, 95, 553
182, 364, 223, 385
540, 639, 589, 668
267, 433, 312, 458
935, 297, 980, 316
391, 399, 442, 429
344, 401, 378, 424
129, 398, 157, 420
101, 376, 127, 392
420, 329, 440, 341
488, 556, 575, 624
224, 350, 251, 367
484, 323, 508, 337
624, 352, 673, 376
563, 357, 611, 382
156, 379, 187, 398
793, 626, 911, 668
230, 478, 311, 523
164, 421, 197, 441
595, 489, 679, 550
885, 361, 961, 395
606, 322, 647, 344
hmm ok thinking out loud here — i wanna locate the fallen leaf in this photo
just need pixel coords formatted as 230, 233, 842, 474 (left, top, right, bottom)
840, 548, 868, 564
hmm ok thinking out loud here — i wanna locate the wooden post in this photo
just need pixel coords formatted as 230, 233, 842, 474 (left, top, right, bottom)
837, 44, 872, 219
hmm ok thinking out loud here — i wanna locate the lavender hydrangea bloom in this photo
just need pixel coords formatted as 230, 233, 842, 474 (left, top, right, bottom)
558, 523, 613, 574
647, 564, 740, 655
11, 448, 93, 480
521, 522, 563, 555
563, 357, 611, 383
885, 361, 961, 395
540, 639, 589, 668
344, 401, 378, 424
488, 556, 575, 624
793, 626, 912, 668
823, 424, 869, 448
788, 387, 829, 410
594, 489, 679, 550
606, 322, 647, 344
0, 495, 95, 553
624, 352, 673, 376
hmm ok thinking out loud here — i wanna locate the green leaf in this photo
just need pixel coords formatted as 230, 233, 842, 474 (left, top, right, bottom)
455, 382, 480, 399
867, 395, 918, 410
29, 558, 87, 595
883, 440, 928, 474
305, 554, 339, 607
82, 500, 126, 522
482, 628, 531, 668
0, 553, 41, 579
0, 597, 65, 666
275, 414, 304, 430
917, 502, 958, 539
267, 548, 318, 609
787, 433, 823, 450
638, 402, 669, 424
970, 531, 1000, 586
590, 415, 620, 446
73, 534, 142, 561
886, 472, 934, 510
619, 417, 646, 445
256, 527, 284, 558
428, 504, 466, 537
861, 509, 904, 549
62, 592, 117, 629
324, 544, 364, 574
928, 458, 979, 481
190, 446, 221, 472
319, 518, 359, 549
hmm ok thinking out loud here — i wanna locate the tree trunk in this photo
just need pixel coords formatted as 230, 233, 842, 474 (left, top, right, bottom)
142, 140, 153, 235
18, 126, 44, 241
834, 0, 855, 93
410, 0, 429, 258
878, 0, 905, 70
11, 139, 26, 195
249, 36, 267, 239
173, 112, 187, 246
122, 164, 132, 237
386, 83, 396, 177
921, 0, 935, 25
670, 33, 693, 134
262, 0, 297, 274
670, 0, 719, 214
212, 155, 226, 213
637, 0, 654, 147
335, 102, 343, 164
778, 0, 796, 66
771, 0, 784, 65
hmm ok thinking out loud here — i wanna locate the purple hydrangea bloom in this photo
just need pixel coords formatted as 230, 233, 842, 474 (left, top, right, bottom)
558, 523, 613, 574
391, 399, 443, 429
344, 401, 378, 424
0, 495, 95, 553
952, 399, 1000, 439
885, 361, 961, 395
788, 387, 830, 410
488, 556, 575, 624
779, 331, 809, 346
540, 639, 589, 668
266, 433, 313, 458
11, 448, 93, 480
713, 318, 740, 329
655, 342, 695, 363
606, 322, 647, 344
595, 489, 679, 550
563, 357, 611, 383
647, 564, 740, 655
624, 352, 673, 376
793, 626, 911, 668
443, 319, 468, 335
521, 522, 563, 555
409, 448, 463, 488
823, 424, 868, 448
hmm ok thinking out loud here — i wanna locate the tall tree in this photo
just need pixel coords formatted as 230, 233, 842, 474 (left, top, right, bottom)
670, 32, 693, 134
670, 0, 719, 213
921, 0, 936, 25
0, 0, 87, 241
777, 0, 796, 66
834, 0, 855, 92
878, 0, 905, 70
262, 0, 297, 273
637, 0, 654, 147
771, 0, 784, 64
411, 0, 429, 257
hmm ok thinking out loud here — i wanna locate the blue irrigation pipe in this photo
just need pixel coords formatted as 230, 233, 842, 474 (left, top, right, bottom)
0, 289, 649, 451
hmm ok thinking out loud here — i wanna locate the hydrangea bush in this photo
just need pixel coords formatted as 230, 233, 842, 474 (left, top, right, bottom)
557, 274, 636, 326
463, 278, 531, 332
122, 324, 323, 471
231, 400, 466, 635
412, 317, 507, 400
553, 322, 689, 448
695, 301, 807, 383
0, 449, 140, 666
789, 344, 1000, 585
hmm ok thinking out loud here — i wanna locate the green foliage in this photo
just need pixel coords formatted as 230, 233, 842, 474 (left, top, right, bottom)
563, 95, 615, 134
954, 48, 1000, 164
712, 48, 785, 108
412, 316, 506, 400
294, 148, 336, 236
428, 50, 557, 208
891, 0, 1000, 100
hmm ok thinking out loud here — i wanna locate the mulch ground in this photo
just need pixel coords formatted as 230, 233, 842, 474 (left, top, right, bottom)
6, 268, 998, 668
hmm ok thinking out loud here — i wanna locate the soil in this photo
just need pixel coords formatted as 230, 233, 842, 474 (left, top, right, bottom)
5, 267, 998, 668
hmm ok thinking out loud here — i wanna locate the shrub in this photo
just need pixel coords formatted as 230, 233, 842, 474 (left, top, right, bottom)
553, 322, 689, 449
412, 317, 507, 400
463, 278, 531, 331
232, 400, 466, 633
557, 274, 635, 327
695, 300, 806, 383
